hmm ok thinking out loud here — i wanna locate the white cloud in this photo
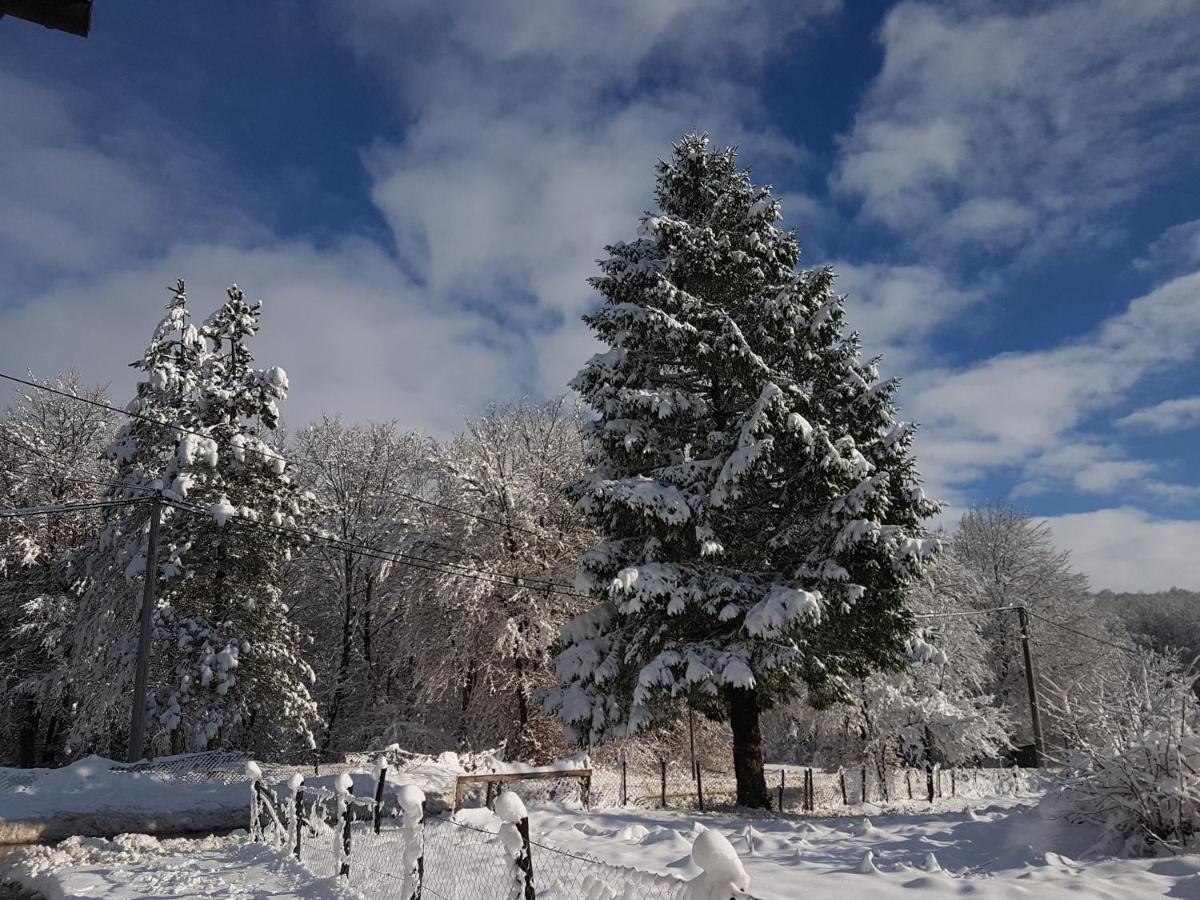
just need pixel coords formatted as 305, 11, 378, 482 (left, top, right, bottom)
1134, 219, 1200, 277
0, 72, 257, 291
832, 262, 983, 368
907, 271, 1200, 504
0, 239, 525, 434
0, 1, 836, 436
834, 1, 1200, 255
1043, 508, 1200, 592
334, 0, 834, 402
1117, 395, 1200, 433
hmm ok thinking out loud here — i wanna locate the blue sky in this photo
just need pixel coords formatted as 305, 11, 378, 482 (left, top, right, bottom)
1, 1, 1198, 590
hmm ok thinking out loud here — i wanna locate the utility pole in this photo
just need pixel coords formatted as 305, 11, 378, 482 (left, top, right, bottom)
127, 494, 161, 763
1016, 606, 1046, 767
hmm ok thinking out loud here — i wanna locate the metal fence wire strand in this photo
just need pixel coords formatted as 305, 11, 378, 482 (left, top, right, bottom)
172, 749, 1042, 899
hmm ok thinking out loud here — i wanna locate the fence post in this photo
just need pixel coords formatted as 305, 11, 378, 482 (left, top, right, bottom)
951, 769, 956, 798
695, 762, 704, 812
397, 786, 426, 900
415, 800, 426, 900
290, 774, 305, 861
660, 757, 668, 809
373, 755, 388, 835
839, 768, 848, 806
860, 765, 867, 804
805, 768, 813, 812
582, 771, 592, 810
516, 817, 536, 900
335, 773, 353, 879
906, 768, 912, 800
778, 769, 784, 813
246, 761, 263, 841
620, 753, 628, 807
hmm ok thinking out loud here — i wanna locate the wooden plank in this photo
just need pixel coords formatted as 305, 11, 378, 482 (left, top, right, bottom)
452, 769, 593, 811
455, 769, 591, 785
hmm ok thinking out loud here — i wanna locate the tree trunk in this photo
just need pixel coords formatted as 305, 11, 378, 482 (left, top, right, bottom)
17, 696, 39, 768
41, 713, 61, 766
727, 686, 770, 808
923, 726, 936, 803
513, 654, 530, 757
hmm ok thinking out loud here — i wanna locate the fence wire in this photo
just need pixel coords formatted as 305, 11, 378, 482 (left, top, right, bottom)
256, 781, 697, 900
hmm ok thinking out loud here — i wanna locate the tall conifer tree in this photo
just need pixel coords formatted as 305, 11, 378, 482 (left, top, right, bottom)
550, 136, 940, 806
64, 282, 318, 756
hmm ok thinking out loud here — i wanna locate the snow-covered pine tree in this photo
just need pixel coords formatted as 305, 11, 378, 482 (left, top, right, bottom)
63, 281, 206, 751
64, 281, 319, 756
549, 135, 941, 807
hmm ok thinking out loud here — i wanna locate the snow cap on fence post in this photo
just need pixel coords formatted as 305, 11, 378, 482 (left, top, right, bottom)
396, 783, 426, 899
335, 772, 354, 878
686, 828, 750, 900
495, 790, 535, 900
398, 783, 426, 819
246, 761, 263, 841
494, 789, 529, 825
288, 773, 305, 862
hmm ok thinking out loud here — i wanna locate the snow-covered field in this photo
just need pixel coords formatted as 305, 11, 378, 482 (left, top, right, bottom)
529, 798, 1200, 899
6, 795, 1200, 899
0, 757, 248, 844
3, 833, 357, 899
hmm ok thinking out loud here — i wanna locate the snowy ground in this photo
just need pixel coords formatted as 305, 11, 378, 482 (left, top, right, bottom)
528, 798, 1200, 899
2, 833, 357, 900
0, 757, 249, 843
6, 797, 1200, 898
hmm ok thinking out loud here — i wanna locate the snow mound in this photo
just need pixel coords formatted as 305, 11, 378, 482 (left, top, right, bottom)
688, 827, 750, 898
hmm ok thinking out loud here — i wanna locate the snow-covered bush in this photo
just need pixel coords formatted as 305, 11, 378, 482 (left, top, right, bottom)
1043, 652, 1200, 853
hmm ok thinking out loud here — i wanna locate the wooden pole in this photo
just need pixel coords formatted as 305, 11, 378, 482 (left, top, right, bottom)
373, 761, 387, 834
294, 781, 305, 861
340, 782, 353, 878
620, 753, 627, 807
1016, 606, 1046, 766
127, 495, 161, 762
516, 817, 536, 900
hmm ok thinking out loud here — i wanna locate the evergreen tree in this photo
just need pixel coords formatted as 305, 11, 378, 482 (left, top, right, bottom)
63, 281, 319, 756
549, 135, 940, 806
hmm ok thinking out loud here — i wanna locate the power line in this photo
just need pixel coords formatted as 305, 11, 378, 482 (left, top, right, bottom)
1, 369, 544, 538
913, 605, 1022, 620
914, 602, 1144, 658
1024, 608, 1142, 658
0, 497, 148, 519
0, 430, 158, 497
162, 496, 591, 602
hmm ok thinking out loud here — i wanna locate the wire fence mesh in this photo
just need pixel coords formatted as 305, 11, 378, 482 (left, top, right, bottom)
585, 756, 1039, 814
243, 753, 1041, 899
253, 771, 701, 900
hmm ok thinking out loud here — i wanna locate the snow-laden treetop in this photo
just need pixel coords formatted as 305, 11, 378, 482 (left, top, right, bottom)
550, 134, 942, 743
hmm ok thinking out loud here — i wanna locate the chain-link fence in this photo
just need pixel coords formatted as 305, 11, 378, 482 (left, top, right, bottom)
250, 764, 725, 900
587, 755, 1042, 813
